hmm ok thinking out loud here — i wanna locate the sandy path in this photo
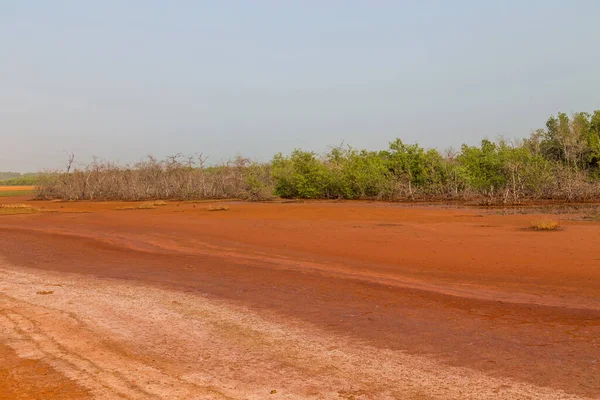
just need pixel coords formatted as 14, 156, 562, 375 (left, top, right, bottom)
0, 260, 589, 400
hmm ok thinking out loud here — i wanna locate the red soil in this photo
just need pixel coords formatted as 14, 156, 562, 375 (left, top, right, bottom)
0, 198, 599, 398
0, 344, 91, 399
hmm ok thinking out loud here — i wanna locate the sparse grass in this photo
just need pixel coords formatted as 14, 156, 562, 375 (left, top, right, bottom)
188, 199, 236, 204
36, 290, 54, 295
0, 204, 41, 215
115, 203, 157, 211
0, 207, 40, 215
1, 203, 33, 208
0, 203, 87, 215
588, 214, 600, 222
531, 219, 560, 231
207, 205, 230, 211
493, 204, 600, 216
581, 211, 600, 222
115, 200, 168, 210
0, 190, 34, 197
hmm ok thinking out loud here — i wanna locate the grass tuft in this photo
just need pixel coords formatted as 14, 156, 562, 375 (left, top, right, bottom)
531, 219, 560, 231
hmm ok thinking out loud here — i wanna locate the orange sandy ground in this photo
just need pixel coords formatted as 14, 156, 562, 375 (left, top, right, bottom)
0, 344, 90, 399
0, 193, 599, 398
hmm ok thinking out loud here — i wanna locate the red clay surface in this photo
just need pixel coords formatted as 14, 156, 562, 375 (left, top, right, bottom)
0, 195, 599, 398
0, 344, 91, 399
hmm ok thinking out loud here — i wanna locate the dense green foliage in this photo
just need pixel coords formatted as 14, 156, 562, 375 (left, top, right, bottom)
0, 175, 39, 186
0, 172, 22, 181
35, 111, 600, 203
270, 111, 600, 202
0, 172, 39, 186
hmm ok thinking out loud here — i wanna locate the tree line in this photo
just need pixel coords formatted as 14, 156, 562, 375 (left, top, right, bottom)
36, 111, 600, 204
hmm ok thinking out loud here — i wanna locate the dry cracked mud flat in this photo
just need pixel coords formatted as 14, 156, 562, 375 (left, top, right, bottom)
0, 198, 599, 399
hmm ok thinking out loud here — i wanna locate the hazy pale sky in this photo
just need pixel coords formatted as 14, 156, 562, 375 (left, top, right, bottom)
2, 1, 599, 172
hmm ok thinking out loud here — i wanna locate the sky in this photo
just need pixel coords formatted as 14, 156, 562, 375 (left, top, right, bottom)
1, 1, 600, 172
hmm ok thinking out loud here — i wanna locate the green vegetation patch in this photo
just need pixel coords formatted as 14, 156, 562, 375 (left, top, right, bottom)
0, 174, 39, 186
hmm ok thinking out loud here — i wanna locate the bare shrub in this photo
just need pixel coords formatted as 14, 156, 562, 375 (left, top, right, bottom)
551, 166, 600, 202
35, 155, 274, 202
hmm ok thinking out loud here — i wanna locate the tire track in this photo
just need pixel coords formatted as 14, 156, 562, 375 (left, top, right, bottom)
0, 261, 590, 400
